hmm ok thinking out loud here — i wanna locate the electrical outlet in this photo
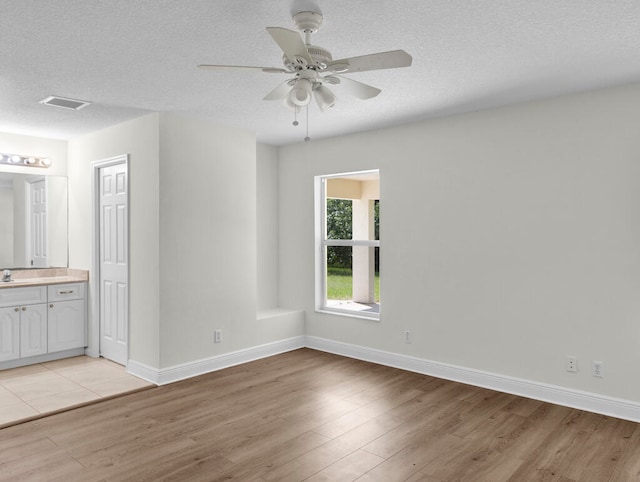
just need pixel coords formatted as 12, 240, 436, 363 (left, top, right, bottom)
566, 356, 578, 373
214, 329, 222, 344
404, 330, 411, 344
592, 360, 604, 378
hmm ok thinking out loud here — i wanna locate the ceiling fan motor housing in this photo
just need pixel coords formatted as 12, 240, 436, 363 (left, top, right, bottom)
283, 44, 332, 71
307, 45, 332, 69
292, 11, 323, 34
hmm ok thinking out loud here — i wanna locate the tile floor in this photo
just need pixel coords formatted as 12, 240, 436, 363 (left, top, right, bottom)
0, 356, 154, 427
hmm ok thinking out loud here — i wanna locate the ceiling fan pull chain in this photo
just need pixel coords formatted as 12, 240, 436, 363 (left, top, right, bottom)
304, 105, 311, 142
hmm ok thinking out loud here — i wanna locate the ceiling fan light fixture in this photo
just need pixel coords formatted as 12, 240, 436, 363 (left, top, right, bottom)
283, 96, 303, 113
289, 78, 313, 106
314, 84, 336, 111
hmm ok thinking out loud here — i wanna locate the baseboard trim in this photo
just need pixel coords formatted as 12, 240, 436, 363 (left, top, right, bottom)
304, 335, 640, 423
0, 348, 85, 371
126, 360, 160, 385
127, 336, 306, 386
127, 334, 640, 422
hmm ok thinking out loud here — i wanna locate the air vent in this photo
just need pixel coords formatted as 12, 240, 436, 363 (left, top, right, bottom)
39, 95, 91, 110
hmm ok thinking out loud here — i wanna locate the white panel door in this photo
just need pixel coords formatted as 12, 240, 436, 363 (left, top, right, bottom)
28, 178, 47, 267
99, 162, 128, 365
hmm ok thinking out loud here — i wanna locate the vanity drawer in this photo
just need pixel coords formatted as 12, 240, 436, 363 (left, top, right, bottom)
48, 283, 86, 302
0, 286, 47, 308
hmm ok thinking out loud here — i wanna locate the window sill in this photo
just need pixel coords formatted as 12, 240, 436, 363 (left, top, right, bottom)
316, 304, 380, 321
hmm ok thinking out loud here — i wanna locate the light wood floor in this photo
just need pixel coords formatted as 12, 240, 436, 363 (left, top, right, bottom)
1, 348, 639, 481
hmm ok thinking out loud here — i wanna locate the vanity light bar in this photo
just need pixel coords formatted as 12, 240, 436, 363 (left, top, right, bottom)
0, 153, 52, 169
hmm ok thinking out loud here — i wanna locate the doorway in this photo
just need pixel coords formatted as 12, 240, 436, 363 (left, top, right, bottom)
91, 155, 129, 366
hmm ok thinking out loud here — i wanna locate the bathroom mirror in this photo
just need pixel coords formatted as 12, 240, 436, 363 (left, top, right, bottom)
0, 172, 68, 269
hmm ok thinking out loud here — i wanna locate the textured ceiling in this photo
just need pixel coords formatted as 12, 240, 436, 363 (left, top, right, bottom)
2, 0, 640, 145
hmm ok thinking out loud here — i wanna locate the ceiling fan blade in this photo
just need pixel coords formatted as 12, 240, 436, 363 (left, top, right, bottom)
327, 50, 412, 74
266, 27, 314, 66
198, 64, 288, 74
330, 76, 381, 99
263, 80, 293, 101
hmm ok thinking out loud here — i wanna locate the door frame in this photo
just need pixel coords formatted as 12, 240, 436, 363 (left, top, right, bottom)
88, 154, 129, 361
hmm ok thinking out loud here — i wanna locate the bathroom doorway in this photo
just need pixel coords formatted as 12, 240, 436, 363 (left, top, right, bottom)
91, 155, 129, 366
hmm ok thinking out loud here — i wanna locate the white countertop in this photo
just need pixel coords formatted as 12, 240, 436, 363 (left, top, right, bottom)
0, 268, 89, 289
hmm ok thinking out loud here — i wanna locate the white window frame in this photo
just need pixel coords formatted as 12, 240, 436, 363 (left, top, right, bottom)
315, 169, 380, 320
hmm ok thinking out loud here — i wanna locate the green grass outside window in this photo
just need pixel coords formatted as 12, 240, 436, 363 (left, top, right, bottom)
327, 266, 380, 302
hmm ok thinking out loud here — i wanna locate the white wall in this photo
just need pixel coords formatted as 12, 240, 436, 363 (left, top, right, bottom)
155, 120, 303, 370
158, 113, 260, 367
68, 113, 161, 369
278, 82, 640, 403
257, 143, 280, 311
66, 113, 303, 373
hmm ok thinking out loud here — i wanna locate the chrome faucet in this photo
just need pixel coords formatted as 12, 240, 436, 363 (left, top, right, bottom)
2, 270, 11, 282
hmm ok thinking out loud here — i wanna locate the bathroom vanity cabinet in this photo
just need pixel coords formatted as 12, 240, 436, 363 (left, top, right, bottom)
0, 282, 87, 368
47, 283, 86, 353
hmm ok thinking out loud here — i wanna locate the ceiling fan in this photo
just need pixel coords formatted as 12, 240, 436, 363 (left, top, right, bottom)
198, 10, 412, 115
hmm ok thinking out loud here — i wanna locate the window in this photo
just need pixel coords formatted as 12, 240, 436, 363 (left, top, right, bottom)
315, 170, 380, 319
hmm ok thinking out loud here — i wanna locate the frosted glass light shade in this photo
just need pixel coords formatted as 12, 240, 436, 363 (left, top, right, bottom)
289, 79, 313, 106
314, 84, 336, 111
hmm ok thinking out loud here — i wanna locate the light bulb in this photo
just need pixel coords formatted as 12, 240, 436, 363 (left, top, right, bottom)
289, 79, 313, 106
